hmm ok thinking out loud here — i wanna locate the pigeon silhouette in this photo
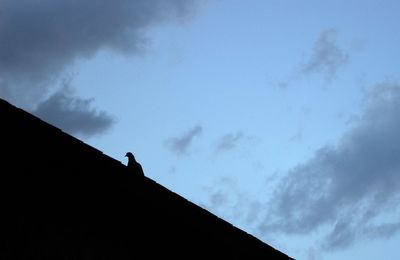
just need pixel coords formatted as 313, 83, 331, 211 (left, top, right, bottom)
125, 152, 144, 176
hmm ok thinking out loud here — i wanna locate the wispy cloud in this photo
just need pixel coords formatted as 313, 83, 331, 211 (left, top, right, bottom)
260, 80, 400, 250
301, 29, 349, 80
275, 29, 349, 89
289, 127, 304, 143
215, 132, 245, 153
33, 86, 115, 137
202, 177, 263, 225
166, 125, 203, 156
214, 131, 256, 154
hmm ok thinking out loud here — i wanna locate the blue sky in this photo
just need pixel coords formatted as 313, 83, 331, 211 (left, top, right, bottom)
1, 1, 400, 259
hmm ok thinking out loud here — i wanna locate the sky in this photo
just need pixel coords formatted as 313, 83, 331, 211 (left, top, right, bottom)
1, 1, 400, 259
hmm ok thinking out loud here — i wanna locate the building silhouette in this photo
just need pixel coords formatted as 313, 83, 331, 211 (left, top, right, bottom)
0, 98, 293, 259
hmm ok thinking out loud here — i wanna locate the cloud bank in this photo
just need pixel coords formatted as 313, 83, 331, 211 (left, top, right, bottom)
0, 0, 200, 136
260, 80, 400, 250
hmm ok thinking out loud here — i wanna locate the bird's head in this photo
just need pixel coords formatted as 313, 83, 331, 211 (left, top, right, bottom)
125, 152, 134, 159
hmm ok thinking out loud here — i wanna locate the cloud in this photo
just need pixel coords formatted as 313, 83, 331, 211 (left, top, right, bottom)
363, 222, 400, 239
0, 0, 200, 135
209, 191, 229, 208
307, 247, 322, 260
275, 29, 349, 89
202, 177, 263, 225
259, 80, 400, 250
289, 127, 304, 143
0, 0, 200, 105
33, 87, 115, 137
214, 131, 257, 154
166, 125, 203, 156
215, 132, 245, 153
300, 29, 349, 80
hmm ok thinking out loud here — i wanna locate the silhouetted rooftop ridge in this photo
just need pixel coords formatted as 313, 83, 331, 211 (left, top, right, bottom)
0, 97, 293, 259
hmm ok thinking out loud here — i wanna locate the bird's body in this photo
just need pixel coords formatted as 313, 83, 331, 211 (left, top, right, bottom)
125, 152, 144, 176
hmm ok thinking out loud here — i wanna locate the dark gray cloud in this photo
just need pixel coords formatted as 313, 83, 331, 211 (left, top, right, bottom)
0, 0, 200, 135
0, 0, 199, 105
301, 29, 349, 80
259, 80, 400, 250
166, 125, 203, 156
33, 87, 115, 137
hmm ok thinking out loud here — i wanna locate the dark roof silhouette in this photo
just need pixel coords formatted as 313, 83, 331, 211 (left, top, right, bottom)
0, 98, 293, 259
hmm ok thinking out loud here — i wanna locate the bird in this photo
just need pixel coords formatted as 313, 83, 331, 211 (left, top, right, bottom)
125, 152, 144, 176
